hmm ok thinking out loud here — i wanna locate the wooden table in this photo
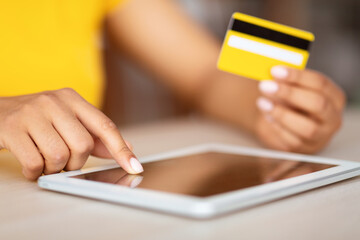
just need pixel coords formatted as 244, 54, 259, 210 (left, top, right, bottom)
1, 109, 359, 240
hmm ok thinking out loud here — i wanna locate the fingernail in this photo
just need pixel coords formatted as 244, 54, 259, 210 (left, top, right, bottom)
130, 157, 144, 173
259, 81, 279, 94
271, 66, 288, 79
257, 97, 274, 112
130, 176, 144, 188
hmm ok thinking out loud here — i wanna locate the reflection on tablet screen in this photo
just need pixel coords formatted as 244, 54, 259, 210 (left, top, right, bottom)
72, 152, 336, 197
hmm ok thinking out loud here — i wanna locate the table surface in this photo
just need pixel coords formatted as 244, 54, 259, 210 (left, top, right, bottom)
1, 109, 359, 240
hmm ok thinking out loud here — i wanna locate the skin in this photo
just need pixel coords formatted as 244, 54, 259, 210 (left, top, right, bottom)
0, 89, 142, 180
0, 0, 346, 180
256, 67, 345, 153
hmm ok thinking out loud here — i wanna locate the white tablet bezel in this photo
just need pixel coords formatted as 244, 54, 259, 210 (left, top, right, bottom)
38, 143, 360, 219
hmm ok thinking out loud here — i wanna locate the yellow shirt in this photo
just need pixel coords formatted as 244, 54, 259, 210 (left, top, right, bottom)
0, 0, 123, 108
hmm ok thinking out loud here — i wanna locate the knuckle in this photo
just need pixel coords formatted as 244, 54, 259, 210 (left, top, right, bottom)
59, 88, 75, 94
2, 112, 19, 128
35, 92, 58, 105
272, 106, 286, 121
57, 88, 79, 97
49, 150, 70, 165
288, 68, 301, 83
24, 159, 43, 173
74, 138, 94, 155
288, 139, 303, 151
20, 103, 45, 120
101, 118, 117, 131
305, 124, 319, 140
115, 145, 133, 157
313, 95, 327, 112
278, 85, 293, 99
20, 102, 37, 114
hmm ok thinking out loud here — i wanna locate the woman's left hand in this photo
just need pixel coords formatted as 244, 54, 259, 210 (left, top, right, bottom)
255, 66, 346, 154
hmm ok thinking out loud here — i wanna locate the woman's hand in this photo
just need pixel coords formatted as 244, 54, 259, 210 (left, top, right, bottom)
0, 88, 143, 180
255, 66, 346, 154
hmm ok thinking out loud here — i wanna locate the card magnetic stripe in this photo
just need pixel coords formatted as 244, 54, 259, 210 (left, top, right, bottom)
230, 19, 311, 50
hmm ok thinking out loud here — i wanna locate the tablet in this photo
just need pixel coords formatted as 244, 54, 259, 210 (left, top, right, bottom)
38, 144, 360, 219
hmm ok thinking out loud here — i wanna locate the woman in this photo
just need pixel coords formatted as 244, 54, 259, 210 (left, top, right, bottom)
0, 0, 345, 180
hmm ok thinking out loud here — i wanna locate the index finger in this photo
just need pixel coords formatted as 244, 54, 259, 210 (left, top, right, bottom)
271, 66, 346, 111
80, 107, 143, 174
61, 90, 143, 174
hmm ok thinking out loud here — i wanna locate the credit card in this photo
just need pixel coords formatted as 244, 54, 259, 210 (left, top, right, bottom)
217, 12, 315, 81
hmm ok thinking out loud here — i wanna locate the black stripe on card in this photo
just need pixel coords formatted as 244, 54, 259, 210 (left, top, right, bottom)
231, 19, 311, 50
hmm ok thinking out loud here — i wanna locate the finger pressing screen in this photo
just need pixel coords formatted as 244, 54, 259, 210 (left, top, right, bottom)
67, 94, 143, 174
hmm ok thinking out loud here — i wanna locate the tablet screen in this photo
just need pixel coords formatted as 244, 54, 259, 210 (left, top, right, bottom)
72, 152, 336, 197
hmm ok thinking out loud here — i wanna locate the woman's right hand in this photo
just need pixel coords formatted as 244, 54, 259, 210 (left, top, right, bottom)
0, 88, 143, 180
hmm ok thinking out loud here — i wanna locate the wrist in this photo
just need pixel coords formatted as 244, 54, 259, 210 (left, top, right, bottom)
194, 71, 261, 134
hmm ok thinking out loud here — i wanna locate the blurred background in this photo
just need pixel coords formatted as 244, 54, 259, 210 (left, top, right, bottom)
103, 0, 360, 126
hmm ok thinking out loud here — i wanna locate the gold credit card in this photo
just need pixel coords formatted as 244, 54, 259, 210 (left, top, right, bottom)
217, 12, 315, 81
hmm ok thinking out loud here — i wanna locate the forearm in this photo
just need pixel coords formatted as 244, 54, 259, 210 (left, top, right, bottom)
107, 0, 221, 100
107, 0, 260, 132
194, 68, 260, 134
